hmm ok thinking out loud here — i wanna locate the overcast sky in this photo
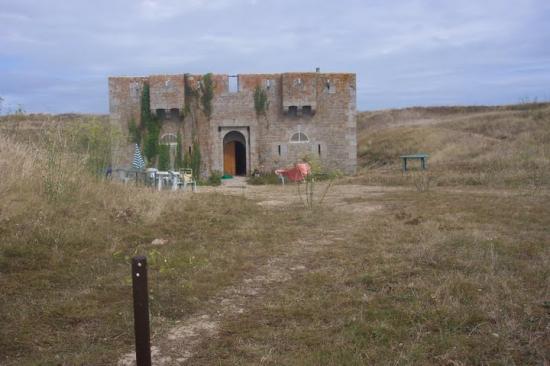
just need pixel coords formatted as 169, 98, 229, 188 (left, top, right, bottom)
1, 0, 549, 113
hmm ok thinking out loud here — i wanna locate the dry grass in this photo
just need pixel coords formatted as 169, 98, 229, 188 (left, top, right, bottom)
0, 135, 311, 365
0, 113, 109, 145
1, 104, 549, 365
355, 103, 550, 189
189, 191, 549, 365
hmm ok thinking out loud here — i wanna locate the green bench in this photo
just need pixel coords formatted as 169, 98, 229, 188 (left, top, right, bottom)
400, 154, 429, 172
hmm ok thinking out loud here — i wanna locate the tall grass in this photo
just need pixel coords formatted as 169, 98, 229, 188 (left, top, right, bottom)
0, 131, 309, 364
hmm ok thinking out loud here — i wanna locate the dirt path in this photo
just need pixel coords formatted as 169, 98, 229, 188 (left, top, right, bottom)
118, 182, 388, 365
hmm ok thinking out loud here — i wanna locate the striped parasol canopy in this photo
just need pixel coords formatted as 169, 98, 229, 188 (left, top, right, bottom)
132, 143, 146, 170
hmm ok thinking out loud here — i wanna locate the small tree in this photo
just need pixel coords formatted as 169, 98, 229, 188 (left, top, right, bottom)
297, 154, 341, 209
144, 123, 159, 165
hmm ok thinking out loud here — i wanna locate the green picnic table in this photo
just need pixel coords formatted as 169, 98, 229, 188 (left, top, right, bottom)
400, 153, 429, 171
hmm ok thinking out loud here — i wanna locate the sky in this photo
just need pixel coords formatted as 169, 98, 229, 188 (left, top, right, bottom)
1, 0, 549, 113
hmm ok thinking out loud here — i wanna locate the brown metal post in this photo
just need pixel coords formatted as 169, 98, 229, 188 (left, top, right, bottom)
132, 256, 152, 366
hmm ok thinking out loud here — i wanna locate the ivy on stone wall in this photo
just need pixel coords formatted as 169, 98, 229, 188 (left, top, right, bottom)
128, 117, 141, 144
190, 137, 201, 179
254, 85, 269, 116
137, 83, 162, 166
175, 131, 184, 170
141, 83, 151, 125
181, 74, 208, 177
183, 74, 197, 116
201, 73, 214, 119
158, 144, 170, 171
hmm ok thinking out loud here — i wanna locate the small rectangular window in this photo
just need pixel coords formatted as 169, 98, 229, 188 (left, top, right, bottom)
278, 145, 281, 156
288, 106, 298, 117
170, 108, 179, 119
130, 82, 140, 101
302, 106, 312, 116
156, 109, 166, 119
318, 144, 321, 156
228, 75, 239, 93
325, 80, 336, 94
188, 146, 192, 154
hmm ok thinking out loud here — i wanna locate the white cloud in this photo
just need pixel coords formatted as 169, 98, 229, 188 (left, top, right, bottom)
137, 0, 233, 20
0, 0, 549, 112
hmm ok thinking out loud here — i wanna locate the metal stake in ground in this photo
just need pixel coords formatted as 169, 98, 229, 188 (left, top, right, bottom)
132, 256, 152, 366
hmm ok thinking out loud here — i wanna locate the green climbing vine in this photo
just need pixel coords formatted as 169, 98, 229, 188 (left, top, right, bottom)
201, 73, 214, 119
128, 117, 141, 144
254, 85, 269, 116
158, 144, 170, 171
181, 73, 211, 178
190, 137, 201, 179
175, 131, 184, 170
131, 82, 161, 166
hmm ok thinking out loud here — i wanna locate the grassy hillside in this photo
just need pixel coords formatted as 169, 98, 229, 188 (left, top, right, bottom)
356, 103, 550, 188
0, 113, 109, 144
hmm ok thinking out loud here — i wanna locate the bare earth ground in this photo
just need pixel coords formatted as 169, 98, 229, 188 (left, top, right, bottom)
119, 181, 392, 365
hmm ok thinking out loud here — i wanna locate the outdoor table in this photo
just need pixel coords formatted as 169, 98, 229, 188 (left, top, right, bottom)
144, 168, 156, 186
400, 154, 429, 171
155, 171, 171, 191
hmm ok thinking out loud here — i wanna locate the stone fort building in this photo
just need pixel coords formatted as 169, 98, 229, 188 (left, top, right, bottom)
109, 70, 356, 176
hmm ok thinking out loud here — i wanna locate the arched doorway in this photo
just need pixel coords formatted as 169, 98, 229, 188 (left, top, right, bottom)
223, 131, 247, 176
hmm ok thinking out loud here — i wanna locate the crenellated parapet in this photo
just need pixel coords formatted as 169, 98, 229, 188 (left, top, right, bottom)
281, 73, 318, 115
149, 75, 185, 112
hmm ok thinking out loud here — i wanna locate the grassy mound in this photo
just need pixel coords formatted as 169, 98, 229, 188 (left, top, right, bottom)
356, 103, 550, 188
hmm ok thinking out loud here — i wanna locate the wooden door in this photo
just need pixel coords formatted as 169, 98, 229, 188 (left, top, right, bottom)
224, 142, 236, 175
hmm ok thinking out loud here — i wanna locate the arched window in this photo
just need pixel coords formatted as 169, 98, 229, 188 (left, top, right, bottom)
160, 133, 177, 145
290, 132, 309, 143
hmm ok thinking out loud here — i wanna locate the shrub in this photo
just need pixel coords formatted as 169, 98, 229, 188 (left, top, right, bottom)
158, 144, 170, 171
409, 170, 434, 192
143, 124, 159, 165
207, 171, 223, 186
67, 120, 114, 176
247, 172, 281, 185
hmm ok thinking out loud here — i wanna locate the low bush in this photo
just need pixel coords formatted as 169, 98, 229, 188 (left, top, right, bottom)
247, 172, 281, 185
207, 170, 223, 186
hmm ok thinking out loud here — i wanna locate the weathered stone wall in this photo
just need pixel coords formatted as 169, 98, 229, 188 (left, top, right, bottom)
108, 76, 147, 166
108, 71, 357, 175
